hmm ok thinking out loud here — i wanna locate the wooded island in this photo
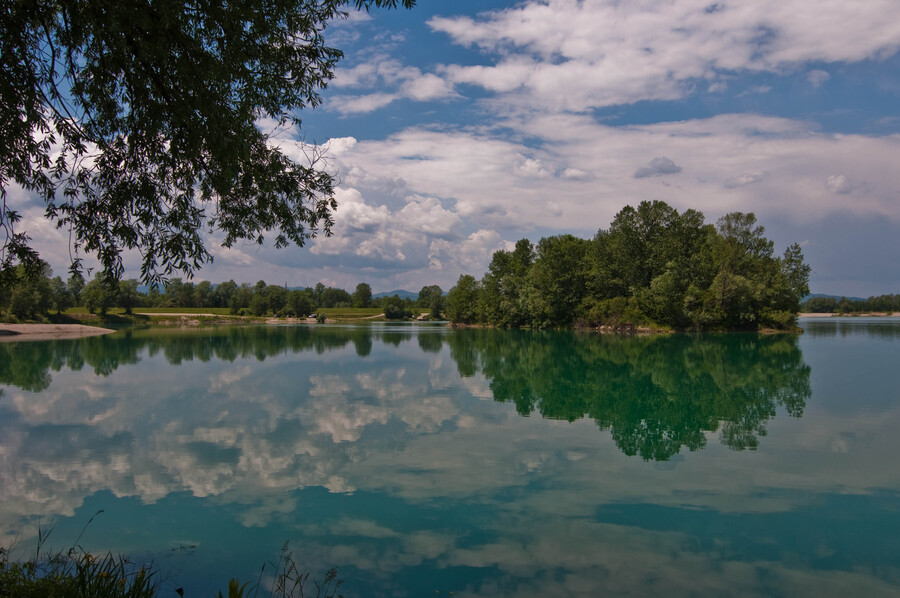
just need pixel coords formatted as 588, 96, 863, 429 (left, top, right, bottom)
445, 201, 810, 331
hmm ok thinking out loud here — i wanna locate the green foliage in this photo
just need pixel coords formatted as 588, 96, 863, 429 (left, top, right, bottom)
284, 290, 315, 318
117, 280, 142, 315
320, 286, 352, 308
802, 296, 838, 312
352, 283, 373, 308
446, 275, 482, 324
528, 234, 589, 327
447, 201, 810, 331
479, 239, 535, 327
218, 578, 250, 598
1, 0, 414, 284
264, 285, 288, 314
445, 329, 811, 460
49, 276, 73, 314
383, 295, 412, 320
249, 293, 270, 317
416, 284, 444, 318
82, 275, 118, 316
5, 263, 52, 320
801, 293, 900, 314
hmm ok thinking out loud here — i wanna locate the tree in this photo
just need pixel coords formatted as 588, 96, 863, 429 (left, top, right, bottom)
4, 262, 52, 319
1, 0, 415, 283
194, 280, 213, 307
48, 276, 73, 314
778, 243, 811, 310
67, 270, 85, 306
383, 295, 411, 320
607, 200, 681, 292
446, 274, 481, 324
264, 284, 288, 314
213, 280, 238, 308
313, 283, 326, 306
417, 284, 443, 318
452, 202, 809, 331
164, 278, 195, 307
249, 293, 269, 316
528, 234, 589, 327
321, 286, 351, 308
82, 274, 116, 315
352, 283, 373, 308
801, 296, 837, 313
480, 239, 534, 327
117, 279, 142, 315
285, 289, 315, 317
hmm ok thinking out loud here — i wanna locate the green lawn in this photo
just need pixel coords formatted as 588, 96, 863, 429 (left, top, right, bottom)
64, 307, 233, 315
59, 306, 388, 320
132, 307, 233, 315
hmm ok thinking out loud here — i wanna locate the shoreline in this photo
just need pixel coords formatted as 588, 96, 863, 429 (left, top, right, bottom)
2, 312, 897, 341
0, 323, 116, 342
798, 312, 900, 318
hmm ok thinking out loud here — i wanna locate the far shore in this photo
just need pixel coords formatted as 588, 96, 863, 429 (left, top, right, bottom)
2, 312, 897, 341
799, 312, 900, 318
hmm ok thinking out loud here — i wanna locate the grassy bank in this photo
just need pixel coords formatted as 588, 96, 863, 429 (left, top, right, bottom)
0, 541, 341, 598
4, 306, 415, 328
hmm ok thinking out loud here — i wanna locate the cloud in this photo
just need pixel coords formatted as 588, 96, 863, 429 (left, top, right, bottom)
562, 168, 588, 179
724, 172, 765, 189
516, 158, 549, 178
737, 85, 773, 97
18, 102, 900, 295
826, 174, 853, 194
429, 0, 900, 112
634, 156, 683, 179
400, 73, 456, 102
330, 56, 457, 114
428, 229, 512, 273
329, 92, 398, 115
397, 195, 460, 237
308, 188, 465, 274
807, 69, 831, 88
321, 112, 900, 264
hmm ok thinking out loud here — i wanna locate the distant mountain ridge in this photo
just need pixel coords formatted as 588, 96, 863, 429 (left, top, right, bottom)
373, 290, 418, 301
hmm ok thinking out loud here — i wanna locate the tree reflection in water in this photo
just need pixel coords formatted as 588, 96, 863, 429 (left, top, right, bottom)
446, 329, 810, 460
0, 326, 810, 460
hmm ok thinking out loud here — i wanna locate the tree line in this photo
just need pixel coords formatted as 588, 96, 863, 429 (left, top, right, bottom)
800, 294, 900, 314
0, 264, 446, 321
445, 200, 811, 331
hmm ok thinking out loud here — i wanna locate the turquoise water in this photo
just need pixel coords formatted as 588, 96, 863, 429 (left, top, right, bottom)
1, 320, 899, 596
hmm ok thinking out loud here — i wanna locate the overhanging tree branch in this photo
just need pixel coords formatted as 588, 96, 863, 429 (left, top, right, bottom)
0, 0, 415, 283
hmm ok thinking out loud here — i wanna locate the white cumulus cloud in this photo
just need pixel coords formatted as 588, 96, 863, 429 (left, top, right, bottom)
429, 0, 900, 113
634, 157, 683, 179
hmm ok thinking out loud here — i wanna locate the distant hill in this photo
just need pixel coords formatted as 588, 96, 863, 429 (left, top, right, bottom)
374, 290, 418, 301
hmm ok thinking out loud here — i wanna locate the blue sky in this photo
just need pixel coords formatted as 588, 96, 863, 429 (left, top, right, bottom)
23, 0, 900, 296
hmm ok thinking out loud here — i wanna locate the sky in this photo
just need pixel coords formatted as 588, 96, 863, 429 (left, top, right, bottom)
20, 0, 900, 296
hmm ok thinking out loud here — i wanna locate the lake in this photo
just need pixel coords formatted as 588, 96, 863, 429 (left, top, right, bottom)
2, 319, 899, 596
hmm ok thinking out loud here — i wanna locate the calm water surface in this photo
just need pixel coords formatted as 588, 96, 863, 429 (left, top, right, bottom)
1, 319, 899, 596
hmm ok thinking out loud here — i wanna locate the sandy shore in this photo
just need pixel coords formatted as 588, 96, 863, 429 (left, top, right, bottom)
0, 323, 115, 342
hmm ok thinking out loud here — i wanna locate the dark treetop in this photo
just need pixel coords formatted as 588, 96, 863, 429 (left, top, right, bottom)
0, 0, 414, 283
